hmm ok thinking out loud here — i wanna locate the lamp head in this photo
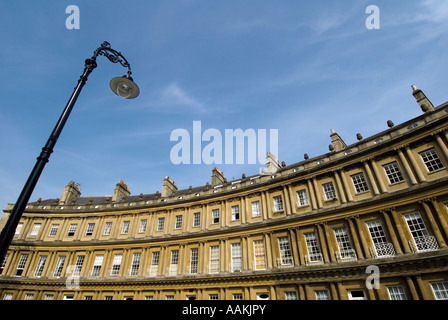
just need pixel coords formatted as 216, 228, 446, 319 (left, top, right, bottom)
110, 75, 140, 99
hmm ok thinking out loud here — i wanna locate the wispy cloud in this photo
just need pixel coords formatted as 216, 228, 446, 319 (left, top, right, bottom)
159, 83, 206, 113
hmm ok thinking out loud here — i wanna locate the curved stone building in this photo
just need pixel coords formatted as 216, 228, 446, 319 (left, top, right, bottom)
1, 86, 447, 300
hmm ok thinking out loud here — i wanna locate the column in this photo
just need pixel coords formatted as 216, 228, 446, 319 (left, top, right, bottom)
420, 200, 447, 248
316, 224, 330, 263
397, 148, 418, 185
323, 223, 337, 263
346, 218, 364, 259
307, 179, 318, 210
406, 276, 420, 300
370, 158, 388, 193
261, 191, 268, 220
435, 134, 448, 160
288, 185, 297, 214
294, 228, 305, 265
283, 186, 292, 215
390, 208, 412, 254
353, 216, 372, 258
330, 283, 338, 300
405, 146, 426, 183
264, 232, 273, 269
288, 228, 300, 266
312, 178, 323, 208
363, 161, 380, 195
333, 171, 347, 203
415, 276, 432, 300
381, 210, 403, 255
241, 197, 247, 224
429, 198, 448, 239
339, 170, 354, 202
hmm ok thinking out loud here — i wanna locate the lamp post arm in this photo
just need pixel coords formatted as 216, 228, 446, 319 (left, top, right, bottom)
0, 58, 97, 264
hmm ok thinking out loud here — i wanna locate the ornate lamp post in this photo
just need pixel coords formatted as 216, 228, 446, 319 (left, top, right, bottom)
0, 41, 139, 263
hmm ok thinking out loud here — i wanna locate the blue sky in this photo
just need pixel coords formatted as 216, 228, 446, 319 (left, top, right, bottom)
0, 0, 447, 214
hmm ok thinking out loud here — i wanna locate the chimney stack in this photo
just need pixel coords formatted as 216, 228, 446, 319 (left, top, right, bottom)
211, 167, 226, 186
412, 84, 434, 113
162, 176, 178, 197
59, 181, 81, 205
112, 179, 130, 202
330, 129, 347, 152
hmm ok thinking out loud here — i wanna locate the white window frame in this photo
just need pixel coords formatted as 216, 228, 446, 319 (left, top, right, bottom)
48, 224, 59, 237
130, 253, 141, 276
273, 196, 284, 212
278, 236, 293, 265
29, 223, 41, 237
251, 201, 261, 217
322, 182, 337, 201
103, 222, 112, 235
157, 217, 165, 231
73, 255, 84, 277
209, 245, 220, 274
193, 212, 201, 227
189, 248, 198, 274
15, 254, 29, 276
53, 256, 66, 277
431, 282, 448, 300
383, 161, 404, 184
139, 219, 147, 233
387, 286, 407, 300
121, 221, 130, 234
175, 215, 183, 229
231, 205, 240, 221
420, 148, 445, 172
231, 243, 242, 272
305, 232, 322, 263
315, 290, 330, 300
33, 255, 47, 277
212, 209, 220, 224
296, 190, 309, 206
351, 172, 369, 193
67, 224, 77, 237
85, 223, 95, 236
91, 255, 104, 277
110, 254, 122, 276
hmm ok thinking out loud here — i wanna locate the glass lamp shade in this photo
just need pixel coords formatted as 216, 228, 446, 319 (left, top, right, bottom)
110, 76, 140, 99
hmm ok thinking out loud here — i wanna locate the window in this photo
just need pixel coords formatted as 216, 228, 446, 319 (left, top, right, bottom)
0, 253, 8, 275
278, 237, 293, 265
273, 196, 283, 212
209, 245, 220, 273
322, 182, 337, 200
383, 162, 404, 184
366, 221, 395, 257
315, 290, 330, 300
351, 172, 369, 193
103, 222, 112, 235
193, 212, 201, 227
209, 294, 218, 300
285, 292, 297, 300
257, 293, 270, 300
91, 255, 104, 277
420, 148, 445, 172
431, 282, 448, 300
63, 294, 74, 300
29, 223, 41, 237
334, 228, 356, 260
253, 240, 266, 270
53, 256, 66, 277
231, 205, 240, 221
166, 295, 174, 300
175, 215, 183, 229
233, 294, 243, 300
252, 201, 261, 217
3, 293, 13, 300
157, 218, 165, 231
34, 255, 47, 277
48, 224, 59, 237
150, 252, 159, 277
296, 190, 309, 206
231, 243, 242, 272
130, 253, 141, 276
212, 209, 220, 224
121, 221, 130, 234
73, 255, 84, 276
110, 254, 122, 276
44, 294, 54, 300
190, 248, 198, 274
138, 219, 147, 233
387, 286, 407, 300
24, 294, 34, 300
85, 223, 95, 236
15, 254, 29, 276
67, 224, 77, 237
170, 250, 179, 275
347, 290, 367, 300
15, 223, 23, 236
305, 232, 322, 263
404, 212, 438, 252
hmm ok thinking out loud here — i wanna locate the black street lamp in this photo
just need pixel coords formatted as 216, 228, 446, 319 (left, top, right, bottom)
0, 41, 139, 264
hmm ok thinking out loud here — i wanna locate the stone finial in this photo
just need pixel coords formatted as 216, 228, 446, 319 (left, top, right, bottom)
211, 167, 226, 186
330, 129, 347, 152
162, 176, 178, 197
112, 179, 131, 202
411, 84, 434, 113
59, 180, 81, 205
387, 120, 395, 128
